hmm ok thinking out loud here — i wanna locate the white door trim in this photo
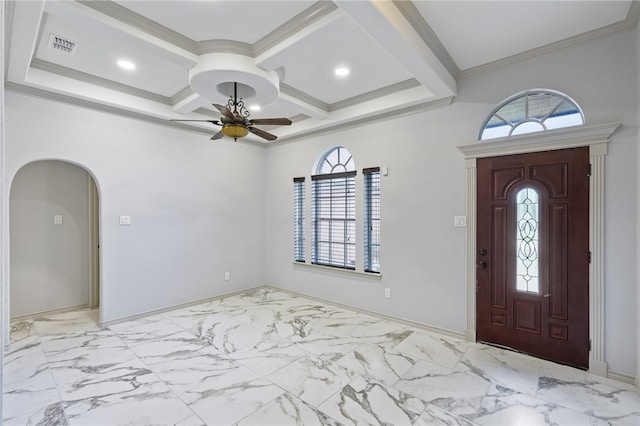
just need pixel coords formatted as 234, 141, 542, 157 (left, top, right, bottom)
88, 176, 99, 309
458, 121, 620, 378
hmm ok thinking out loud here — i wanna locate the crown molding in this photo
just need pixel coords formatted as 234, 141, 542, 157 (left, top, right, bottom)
77, 1, 339, 61
253, 1, 338, 57
197, 40, 253, 57
6, 81, 201, 130
170, 85, 196, 105
280, 83, 329, 113
628, 0, 640, 28
272, 95, 454, 146
459, 7, 639, 80
329, 79, 421, 112
392, 0, 460, 79
30, 59, 171, 105
13, 66, 452, 148
79, 0, 197, 53
6, 81, 273, 146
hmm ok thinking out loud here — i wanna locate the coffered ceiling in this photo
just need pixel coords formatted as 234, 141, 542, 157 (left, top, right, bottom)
5, 1, 637, 143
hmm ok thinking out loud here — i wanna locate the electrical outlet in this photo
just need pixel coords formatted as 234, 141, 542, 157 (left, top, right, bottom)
225, 272, 230, 281
384, 288, 391, 298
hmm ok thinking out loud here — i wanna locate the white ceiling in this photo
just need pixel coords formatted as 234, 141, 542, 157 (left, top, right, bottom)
5, 0, 637, 143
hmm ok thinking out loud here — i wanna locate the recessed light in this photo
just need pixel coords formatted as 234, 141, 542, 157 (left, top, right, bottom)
335, 67, 350, 77
117, 59, 136, 70
249, 104, 261, 111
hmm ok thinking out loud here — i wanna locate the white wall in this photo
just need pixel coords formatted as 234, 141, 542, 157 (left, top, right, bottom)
1, 0, 6, 416
5, 92, 267, 323
10, 160, 90, 317
265, 29, 638, 378
636, 25, 640, 390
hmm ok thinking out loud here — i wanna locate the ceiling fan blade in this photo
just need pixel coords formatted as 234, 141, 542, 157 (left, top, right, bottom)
248, 127, 278, 141
210, 130, 224, 140
170, 119, 221, 126
249, 118, 292, 126
213, 104, 234, 119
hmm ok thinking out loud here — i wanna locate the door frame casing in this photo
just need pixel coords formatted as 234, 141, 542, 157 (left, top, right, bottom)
88, 175, 99, 309
458, 121, 620, 378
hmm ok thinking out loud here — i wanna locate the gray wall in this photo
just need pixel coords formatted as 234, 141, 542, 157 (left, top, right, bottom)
5, 94, 267, 323
265, 28, 638, 378
10, 160, 90, 317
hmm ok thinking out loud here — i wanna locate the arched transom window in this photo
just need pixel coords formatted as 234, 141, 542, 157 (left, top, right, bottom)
316, 146, 355, 174
480, 89, 584, 140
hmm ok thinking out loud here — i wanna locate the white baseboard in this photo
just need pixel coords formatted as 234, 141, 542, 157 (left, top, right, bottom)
99, 285, 264, 327
9, 304, 89, 322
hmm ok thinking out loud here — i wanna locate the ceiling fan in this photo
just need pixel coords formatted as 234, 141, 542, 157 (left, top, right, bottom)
171, 82, 292, 141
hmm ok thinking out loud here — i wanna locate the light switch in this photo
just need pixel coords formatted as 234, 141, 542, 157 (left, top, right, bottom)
454, 216, 467, 227
119, 215, 131, 226
54, 215, 63, 225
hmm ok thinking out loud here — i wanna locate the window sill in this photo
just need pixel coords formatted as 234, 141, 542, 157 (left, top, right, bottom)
293, 261, 382, 280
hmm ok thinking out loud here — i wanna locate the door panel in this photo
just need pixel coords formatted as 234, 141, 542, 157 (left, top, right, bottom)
477, 147, 589, 369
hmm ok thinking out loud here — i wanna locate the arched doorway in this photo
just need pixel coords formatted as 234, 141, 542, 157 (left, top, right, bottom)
9, 160, 100, 319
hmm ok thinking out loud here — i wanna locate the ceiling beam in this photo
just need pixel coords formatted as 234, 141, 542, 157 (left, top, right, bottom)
6, 0, 44, 84
275, 84, 438, 140
172, 92, 211, 114
276, 91, 328, 120
255, 9, 355, 72
333, 0, 456, 99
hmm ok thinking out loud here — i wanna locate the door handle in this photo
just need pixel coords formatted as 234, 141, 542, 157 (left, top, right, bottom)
543, 293, 550, 298
477, 260, 487, 269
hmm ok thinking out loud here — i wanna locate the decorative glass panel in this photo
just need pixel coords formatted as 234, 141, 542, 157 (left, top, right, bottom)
480, 90, 584, 140
516, 187, 539, 293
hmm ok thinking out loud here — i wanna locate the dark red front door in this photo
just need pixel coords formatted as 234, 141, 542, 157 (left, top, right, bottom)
476, 147, 590, 368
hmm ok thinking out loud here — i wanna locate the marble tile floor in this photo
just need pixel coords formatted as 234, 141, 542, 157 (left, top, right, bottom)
4, 287, 639, 426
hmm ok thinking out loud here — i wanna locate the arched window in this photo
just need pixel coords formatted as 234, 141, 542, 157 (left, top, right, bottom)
312, 147, 356, 269
293, 147, 381, 272
480, 89, 584, 140
316, 146, 355, 174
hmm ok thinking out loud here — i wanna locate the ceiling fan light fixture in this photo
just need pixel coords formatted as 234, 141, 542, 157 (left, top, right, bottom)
170, 82, 290, 142
221, 124, 249, 140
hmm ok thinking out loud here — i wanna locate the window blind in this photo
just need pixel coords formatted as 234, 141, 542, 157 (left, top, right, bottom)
311, 171, 356, 269
364, 167, 381, 273
293, 177, 305, 262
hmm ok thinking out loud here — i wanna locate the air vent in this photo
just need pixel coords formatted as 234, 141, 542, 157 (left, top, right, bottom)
48, 34, 78, 55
